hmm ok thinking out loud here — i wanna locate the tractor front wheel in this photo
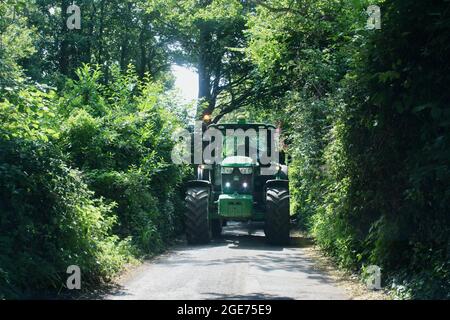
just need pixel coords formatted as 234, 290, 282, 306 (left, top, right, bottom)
265, 187, 290, 245
211, 219, 222, 238
185, 187, 211, 244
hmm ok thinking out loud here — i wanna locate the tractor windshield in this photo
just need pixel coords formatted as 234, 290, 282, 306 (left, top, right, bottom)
217, 125, 275, 165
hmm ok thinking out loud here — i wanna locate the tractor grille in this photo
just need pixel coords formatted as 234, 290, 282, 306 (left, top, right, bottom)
221, 168, 253, 194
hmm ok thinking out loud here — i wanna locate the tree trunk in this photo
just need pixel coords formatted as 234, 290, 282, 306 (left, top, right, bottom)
84, 2, 96, 64
197, 25, 213, 119
120, 2, 133, 71
138, 16, 150, 78
97, 0, 106, 64
59, 0, 70, 75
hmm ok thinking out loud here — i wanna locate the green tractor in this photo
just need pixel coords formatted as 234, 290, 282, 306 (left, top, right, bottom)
184, 118, 290, 245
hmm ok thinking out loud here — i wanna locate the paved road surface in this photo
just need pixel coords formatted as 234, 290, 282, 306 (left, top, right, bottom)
106, 222, 348, 300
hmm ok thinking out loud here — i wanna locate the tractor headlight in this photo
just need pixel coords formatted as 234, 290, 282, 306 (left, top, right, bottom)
221, 167, 234, 174
239, 167, 253, 174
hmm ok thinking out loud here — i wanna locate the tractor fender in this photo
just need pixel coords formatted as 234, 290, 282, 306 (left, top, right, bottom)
264, 179, 289, 205
265, 179, 289, 191
186, 180, 212, 191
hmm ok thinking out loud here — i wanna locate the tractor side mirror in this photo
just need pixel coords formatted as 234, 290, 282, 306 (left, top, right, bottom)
279, 151, 286, 165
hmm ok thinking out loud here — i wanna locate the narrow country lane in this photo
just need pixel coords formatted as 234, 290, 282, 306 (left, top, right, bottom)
106, 223, 348, 300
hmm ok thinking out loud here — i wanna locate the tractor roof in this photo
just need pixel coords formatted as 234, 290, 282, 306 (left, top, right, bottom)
208, 123, 276, 131
222, 156, 255, 167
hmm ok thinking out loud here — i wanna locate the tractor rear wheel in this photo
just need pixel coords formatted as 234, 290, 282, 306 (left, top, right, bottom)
185, 187, 210, 244
265, 187, 290, 245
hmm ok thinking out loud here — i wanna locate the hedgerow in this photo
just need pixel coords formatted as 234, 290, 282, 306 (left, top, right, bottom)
247, 0, 450, 299
0, 64, 189, 298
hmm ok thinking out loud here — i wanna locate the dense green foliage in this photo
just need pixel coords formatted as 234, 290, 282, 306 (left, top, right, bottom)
0, 139, 133, 298
0, 67, 133, 298
0, 1, 189, 298
21, 0, 171, 84
58, 64, 188, 254
146, 0, 275, 121
245, 0, 449, 299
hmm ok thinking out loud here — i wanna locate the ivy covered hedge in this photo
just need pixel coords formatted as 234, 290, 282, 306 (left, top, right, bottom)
246, 0, 449, 299
0, 139, 132, 298
0, 65, 189, 298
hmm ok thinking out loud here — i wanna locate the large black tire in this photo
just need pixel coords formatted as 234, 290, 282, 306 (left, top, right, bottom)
185, 187, 210, 244
265, 187, 290, 245
211, 219, 222, 238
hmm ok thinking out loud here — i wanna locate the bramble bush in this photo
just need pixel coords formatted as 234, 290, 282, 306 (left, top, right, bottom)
309, 0, 450, 299
0, 62, 190, 298
247, 0, 449, 299
59, 64, 189, 255
0, 138, 133, 298
0, 82, 133, 297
